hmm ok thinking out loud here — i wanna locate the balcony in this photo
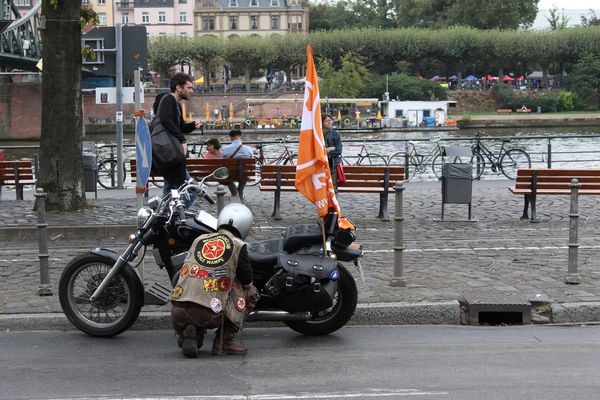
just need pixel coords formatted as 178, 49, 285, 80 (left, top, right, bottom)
116, 1, 133, 9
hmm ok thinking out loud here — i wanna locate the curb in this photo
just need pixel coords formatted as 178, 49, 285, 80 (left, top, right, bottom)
0, 225, 137, 242
0, 301, 461, 332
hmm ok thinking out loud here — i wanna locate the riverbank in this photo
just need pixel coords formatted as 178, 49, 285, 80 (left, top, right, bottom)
1, 112, 599, 142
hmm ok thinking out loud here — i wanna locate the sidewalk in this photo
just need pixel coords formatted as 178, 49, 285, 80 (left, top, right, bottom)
2, 179, 600, 331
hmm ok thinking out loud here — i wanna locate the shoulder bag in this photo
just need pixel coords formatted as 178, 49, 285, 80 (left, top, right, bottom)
150, 95, 185, 171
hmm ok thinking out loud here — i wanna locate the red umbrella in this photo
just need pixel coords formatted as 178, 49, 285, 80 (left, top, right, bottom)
503, 75, 515, 81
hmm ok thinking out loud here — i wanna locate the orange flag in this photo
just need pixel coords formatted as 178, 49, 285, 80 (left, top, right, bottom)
295, 45, 353, 230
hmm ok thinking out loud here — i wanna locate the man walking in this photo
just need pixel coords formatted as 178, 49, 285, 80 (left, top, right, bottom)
153, 73, 202, 207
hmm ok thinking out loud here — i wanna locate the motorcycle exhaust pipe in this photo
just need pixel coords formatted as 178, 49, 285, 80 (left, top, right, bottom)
246, 311, 311, 322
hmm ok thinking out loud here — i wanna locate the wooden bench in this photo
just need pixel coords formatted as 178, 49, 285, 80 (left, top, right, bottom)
496, 109, 513, 114
259, 164, 405, 220
130, 157, 257, 199
0, 160, 36, 200
516, 108, 532, 113
509, 168, 600, 221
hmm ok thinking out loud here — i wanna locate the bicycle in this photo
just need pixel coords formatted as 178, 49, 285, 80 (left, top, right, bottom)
471, 131, 531, 180
247, 141, 297, 186
339, 142, 387, 166
387, 137, 442, 180
96, 157, 127, 190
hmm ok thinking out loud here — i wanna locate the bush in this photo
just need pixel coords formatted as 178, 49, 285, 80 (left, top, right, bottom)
492, 86, 582, 113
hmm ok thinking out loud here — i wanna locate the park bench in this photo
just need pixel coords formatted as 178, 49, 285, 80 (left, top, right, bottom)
496, 109, 513, 114
0, 160, 36, 200
130, 157, 256, 200
129, 159, 164, 187
259, 164, 405, 220
516, 108, 532, 113
509, 168, 600, 221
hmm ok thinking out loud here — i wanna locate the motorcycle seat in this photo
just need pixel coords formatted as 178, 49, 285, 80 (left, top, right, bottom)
247, 238, 283, 271
283, 224, 323, 253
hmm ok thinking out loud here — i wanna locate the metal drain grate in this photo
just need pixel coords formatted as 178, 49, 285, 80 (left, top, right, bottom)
460, 291, 531, 326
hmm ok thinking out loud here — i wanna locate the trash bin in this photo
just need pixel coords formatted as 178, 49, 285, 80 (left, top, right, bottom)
441, 163, 474, 220
82, 152, 97, 195
537, 106, 542, 113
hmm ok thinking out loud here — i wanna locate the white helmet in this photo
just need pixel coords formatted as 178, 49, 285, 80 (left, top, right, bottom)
217, 203, 253, 240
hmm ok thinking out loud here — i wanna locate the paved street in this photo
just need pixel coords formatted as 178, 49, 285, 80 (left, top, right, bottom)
1, 179, 600, 320
2, 325, 600, 400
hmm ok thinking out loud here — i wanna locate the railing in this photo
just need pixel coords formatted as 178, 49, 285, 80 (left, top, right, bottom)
4, 134, 600, 181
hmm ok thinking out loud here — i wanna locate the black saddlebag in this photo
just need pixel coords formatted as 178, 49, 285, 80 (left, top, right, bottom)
261, 251, 339, 313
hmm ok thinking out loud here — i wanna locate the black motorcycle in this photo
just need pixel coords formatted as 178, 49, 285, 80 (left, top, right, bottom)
58, 167, 363, 337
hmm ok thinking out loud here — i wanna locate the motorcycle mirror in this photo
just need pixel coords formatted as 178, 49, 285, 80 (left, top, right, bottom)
212, 167, 229, 180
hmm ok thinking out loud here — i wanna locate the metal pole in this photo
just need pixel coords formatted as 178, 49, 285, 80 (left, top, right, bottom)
115, 23, 124, 189
565, 178, 581, 284
216, 184, 226, 214
390, 181, 407, 287
34, 189, 53, 296
547, 139, 552, 168
134, 68, 145, 282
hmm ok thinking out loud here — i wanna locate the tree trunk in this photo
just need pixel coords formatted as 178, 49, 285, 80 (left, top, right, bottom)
39, 0, 86, 211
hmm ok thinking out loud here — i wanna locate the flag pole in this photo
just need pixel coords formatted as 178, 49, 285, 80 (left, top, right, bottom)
320, 216, 328, 255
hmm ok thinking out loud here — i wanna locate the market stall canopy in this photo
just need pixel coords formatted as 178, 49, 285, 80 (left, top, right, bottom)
430, 75, 444, 81
527, 71, 555, 79
193, 76, 204, 85
464, 75, 479, 81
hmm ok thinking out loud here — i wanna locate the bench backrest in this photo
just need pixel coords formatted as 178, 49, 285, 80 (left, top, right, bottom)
0, 161, 34, 182
260, 164, 405, 189
130, 158, 256, 183
515, 168, 600, 190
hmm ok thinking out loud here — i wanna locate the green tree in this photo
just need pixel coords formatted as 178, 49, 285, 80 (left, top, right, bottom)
581, 10, 600, 26
189, 36, 224, 91
148, 36, 191, 81
316, 52, 370, 98
270, 34, 307, 82
547, 6, 570, 30
223, 36, 275, 91
38, 0, 86, 210
564, 54, 600, 108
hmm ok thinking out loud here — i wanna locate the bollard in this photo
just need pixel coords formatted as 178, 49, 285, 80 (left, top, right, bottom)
34, 189, 53, 296
216, 184, 226, 214
565, 179, 581, 284
390, 181, 407, 287
547, 139, 552, 169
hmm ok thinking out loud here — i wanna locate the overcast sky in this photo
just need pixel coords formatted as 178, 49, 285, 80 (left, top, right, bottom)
537, 0, 598, 9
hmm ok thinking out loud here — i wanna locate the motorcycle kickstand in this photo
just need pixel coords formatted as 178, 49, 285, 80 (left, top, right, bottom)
353, 258, 366, 286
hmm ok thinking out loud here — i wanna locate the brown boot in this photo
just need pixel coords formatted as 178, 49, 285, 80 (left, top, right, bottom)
182, 325, 199, 358
212, 335, 248, 356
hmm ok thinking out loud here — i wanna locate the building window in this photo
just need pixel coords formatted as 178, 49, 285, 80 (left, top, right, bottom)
249, 0, 258, 5
14, 0, 32, 6
202, 16, 216, 30
203, 0, 214, 5
122, 13, 129, 24
83, 39, 104, 64
158, 11, 166, 23
270, 15, 279, 29
230, 16, 237, 30
98, 0, 106, 5
98, 12, 107, 26
142, 12, 149, 24
250, 15, 258, 30
229, 0, 238, 6
179, 0, 187, 2
289, 15, 302, 30
159, 32, 167, 37
270, 0, 279, 5
82, 0, 90, 4
179, 12, 187, 23
180, 32, 188, 38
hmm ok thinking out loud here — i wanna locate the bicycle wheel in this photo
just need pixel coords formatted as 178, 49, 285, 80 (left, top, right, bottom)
356, 153, 387, 166
282, 153, 297, 166
500, 149, 531, 180
386, 152, 411, 179
245, 157, 263, 186
97, 159, 126, 189
432, 153, 486, 180
150, 179, 164, 188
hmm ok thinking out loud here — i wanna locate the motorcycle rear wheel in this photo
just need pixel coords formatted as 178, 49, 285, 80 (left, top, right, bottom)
285, 264, 358, 336
58, 252, 143, 337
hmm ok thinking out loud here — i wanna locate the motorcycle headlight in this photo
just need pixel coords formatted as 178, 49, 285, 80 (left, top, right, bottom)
137, 207, 153, 228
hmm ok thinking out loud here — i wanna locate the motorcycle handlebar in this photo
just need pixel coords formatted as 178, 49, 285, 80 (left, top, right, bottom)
203, 193, 215, 205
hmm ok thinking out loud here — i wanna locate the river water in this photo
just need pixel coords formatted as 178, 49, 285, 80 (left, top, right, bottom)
3, 126, 600, 182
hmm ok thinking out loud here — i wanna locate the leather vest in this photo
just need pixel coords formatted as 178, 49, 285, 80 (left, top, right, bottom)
170, 229, 247, 328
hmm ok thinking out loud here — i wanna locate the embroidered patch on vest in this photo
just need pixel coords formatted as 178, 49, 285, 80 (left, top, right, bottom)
171, 285, 183, 299
217, 277, 231, 292
203, 278, 218, 292
189, 265, 199, 277
234, 296, 246, 312
180, 264, 190, 277
210, 298, 222, 313
194, 234, 234, 267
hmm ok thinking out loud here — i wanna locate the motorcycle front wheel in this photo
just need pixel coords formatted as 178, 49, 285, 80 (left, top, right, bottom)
285, 264, 358, 336
58, 252, 143, 337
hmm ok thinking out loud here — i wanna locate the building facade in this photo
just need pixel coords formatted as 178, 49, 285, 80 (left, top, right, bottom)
194, 0, 309, 38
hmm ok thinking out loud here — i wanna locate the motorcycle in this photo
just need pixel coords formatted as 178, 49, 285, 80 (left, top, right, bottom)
58, 167, 363, 337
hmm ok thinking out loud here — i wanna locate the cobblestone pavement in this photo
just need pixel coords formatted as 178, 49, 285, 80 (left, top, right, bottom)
2, 179, 600, 315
